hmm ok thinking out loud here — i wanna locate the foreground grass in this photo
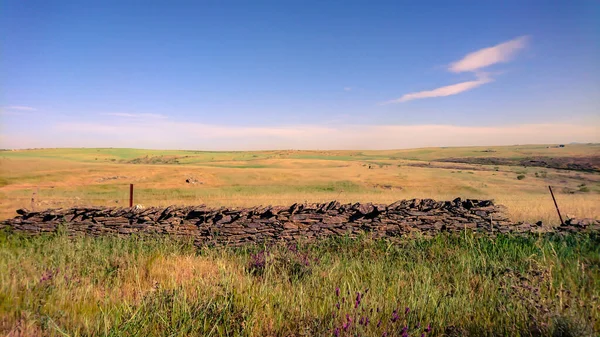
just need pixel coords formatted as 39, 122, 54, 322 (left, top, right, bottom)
0, 231, 598, 336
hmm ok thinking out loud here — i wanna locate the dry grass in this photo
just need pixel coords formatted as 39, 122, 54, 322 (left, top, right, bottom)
1, 232, 598, 336
1, 145, 598, 224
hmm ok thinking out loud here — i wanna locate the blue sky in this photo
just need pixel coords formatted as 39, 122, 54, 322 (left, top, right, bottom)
1, 1, 598, 149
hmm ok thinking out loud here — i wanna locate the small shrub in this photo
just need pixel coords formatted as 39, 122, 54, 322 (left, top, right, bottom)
579, 186, 590, 193
516, 175, 526, 180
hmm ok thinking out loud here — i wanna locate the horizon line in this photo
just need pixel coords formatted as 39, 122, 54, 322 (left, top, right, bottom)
2, 142, 596, 153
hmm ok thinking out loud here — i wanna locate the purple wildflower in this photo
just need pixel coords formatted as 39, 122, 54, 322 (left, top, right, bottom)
299, 253, 311, 266
342, 297, 345, 304
405, 307, 410, 314
343, 322, 349, 330
336, 302, 340, 310
359, 317, 364, 325
248, 250, 267, 274
391, 310, 399, 323
424, 324, 431, 333
354, 300, 359, 309
364, 317, 370, 326
333, 328, 339, 337
336, 287, 340, 297
40, 268, 57, 283
287, 242, 298, 253
421, 334, 425, 337
382, 332, 388, 337
377, 320, 382, 328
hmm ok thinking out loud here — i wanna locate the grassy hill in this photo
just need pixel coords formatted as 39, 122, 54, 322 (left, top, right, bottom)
1, 144, 598, 223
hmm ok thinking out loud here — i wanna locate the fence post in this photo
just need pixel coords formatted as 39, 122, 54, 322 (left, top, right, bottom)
31, 188, 36, 211
129, 184, 134, 208
548, 186, 564, 225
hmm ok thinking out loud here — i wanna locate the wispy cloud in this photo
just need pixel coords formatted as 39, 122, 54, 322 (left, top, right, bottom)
102, 112, 168, 119
2, 119, 597, 150
385, 36, 529, 103
344, 87, 352, 92
449, 36, 530, 73
2, 106, 37, 111
383, 73, 492, 104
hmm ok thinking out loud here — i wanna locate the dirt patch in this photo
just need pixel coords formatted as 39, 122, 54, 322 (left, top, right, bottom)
436, 156, 600, 172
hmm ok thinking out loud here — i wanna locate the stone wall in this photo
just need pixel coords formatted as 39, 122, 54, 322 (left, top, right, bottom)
1, 198, 598, 246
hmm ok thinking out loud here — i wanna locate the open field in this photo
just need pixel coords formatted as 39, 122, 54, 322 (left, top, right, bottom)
1, 144, 599, 224
1, 144, 600, 336
1, 231, 598, 336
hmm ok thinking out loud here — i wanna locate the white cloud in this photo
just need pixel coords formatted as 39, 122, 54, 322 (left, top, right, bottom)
2, 106, 37, 111
344, 87, 352, 91
102, 112, 168, 119
449, 36, 529, 73
382, 73, 492, 104
386, 36, 529, 103
1, 120, 597, 150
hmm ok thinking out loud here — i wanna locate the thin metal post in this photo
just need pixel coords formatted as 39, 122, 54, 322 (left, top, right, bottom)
129, 184, 134, 208
31, 189, 36, 211
548, 186, 564, 225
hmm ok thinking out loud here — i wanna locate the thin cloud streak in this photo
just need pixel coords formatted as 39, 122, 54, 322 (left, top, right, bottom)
382, 73, 492, 104
2, 120, 597, 150
449, 36, 530, 73
386, 36, 529, 103
2, 106, 37, 111
102, 112, 168, 119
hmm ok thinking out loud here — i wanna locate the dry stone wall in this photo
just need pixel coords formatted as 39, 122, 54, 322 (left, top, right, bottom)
1, 198, 598, 246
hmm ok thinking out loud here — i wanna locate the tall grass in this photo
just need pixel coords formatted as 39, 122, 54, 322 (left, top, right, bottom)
1, 230, 598, 336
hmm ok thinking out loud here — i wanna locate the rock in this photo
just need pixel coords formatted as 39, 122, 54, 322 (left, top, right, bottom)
2, 198, 593, 246
282, 222, 298, 230
16, 209, 29, 216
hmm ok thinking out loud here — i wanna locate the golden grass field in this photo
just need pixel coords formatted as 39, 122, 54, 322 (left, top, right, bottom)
1, 144, 598, 224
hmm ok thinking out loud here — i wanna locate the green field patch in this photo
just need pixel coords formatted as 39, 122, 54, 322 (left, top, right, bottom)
0, 232, 598, 336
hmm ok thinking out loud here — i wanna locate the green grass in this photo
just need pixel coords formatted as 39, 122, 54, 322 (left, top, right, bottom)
2, 143, 598, 165
1, 231, 598, 336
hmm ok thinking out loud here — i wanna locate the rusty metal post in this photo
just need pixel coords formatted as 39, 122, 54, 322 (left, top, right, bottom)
31, 189, 36, 211
548, 186, 564, 225
129, 184, 134, 208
